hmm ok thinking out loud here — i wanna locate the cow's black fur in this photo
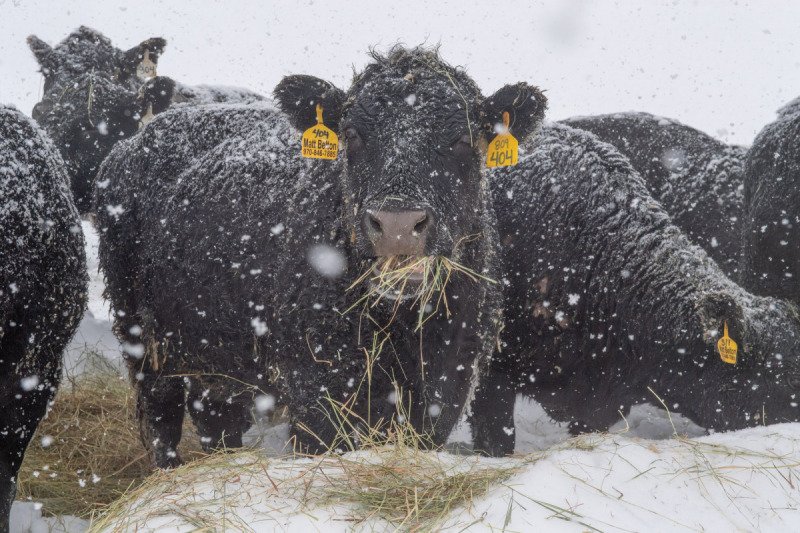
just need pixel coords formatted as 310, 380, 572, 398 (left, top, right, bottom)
138, 76, 265, 124
741, 98, 800, 306
470, 123, 800, 456
563, 113, 745, 277
28, 27, 263, 213
94, 47, 545, 465
0, 106, 87, 530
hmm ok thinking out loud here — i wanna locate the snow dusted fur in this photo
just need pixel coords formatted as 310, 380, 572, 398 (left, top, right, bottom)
0, 106, 87, 530
28, 26, 263, 213
138, 75, 264, 118
563, 113, 746, 278
741, 97, 800, 306
470, 122, 800, 456
94, 47, 544, 465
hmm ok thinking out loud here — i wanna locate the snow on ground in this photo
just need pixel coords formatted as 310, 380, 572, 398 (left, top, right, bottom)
92, 425, 800, 532
62, 221, 122, 378
10, 504, 87, 533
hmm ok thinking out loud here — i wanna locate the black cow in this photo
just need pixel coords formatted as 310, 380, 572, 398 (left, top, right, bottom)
563, 113, 745, 278
0, 106, 87, 531
94, 47, 545, 466
28, 26, 263, 213
471, 122, 800, 456
28, 26, 166, 213
741, 97, 800, 307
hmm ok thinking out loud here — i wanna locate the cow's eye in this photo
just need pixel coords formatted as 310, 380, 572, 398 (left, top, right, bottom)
451, 133, 474, 158
344, 127, 363, 155
455, 134, 472, 146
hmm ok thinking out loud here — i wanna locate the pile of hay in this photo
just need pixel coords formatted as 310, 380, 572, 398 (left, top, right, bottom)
88, 377, 519, 531
88, 438, 519, 532
16, 353, 203, 518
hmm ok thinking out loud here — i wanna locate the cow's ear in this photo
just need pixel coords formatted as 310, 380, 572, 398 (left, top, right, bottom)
274, 75, 346, 132
121, 37, 167, 79
138, 76, 176, 115
27, 35, 56, 73
484, 83, 547, 142
696, 291, 752, 365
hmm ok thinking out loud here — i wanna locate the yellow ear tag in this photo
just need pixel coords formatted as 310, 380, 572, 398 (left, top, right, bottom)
139, 103, 155, 130
486, 111, 519, 168
136, 49, 157, 81
301, 104, 338, 160
717, 321, 738, 365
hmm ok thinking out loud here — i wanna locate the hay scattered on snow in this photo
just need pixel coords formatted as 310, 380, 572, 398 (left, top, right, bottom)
87, 428, 800, 532
90, 374, 520, 532
16, 353, 203, 518
88, 446, 520, 532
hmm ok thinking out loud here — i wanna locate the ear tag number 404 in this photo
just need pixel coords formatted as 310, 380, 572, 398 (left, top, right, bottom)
301, 104, 339, 160
136, 49, 157, 81
486, 111, 518, 168
717, 321, 738, 365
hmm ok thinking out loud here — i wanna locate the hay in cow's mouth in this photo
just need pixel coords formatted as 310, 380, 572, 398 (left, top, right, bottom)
345, 255, 495, 330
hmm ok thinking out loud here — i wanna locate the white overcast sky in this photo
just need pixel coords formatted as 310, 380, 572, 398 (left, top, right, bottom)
1, 0, 799, 145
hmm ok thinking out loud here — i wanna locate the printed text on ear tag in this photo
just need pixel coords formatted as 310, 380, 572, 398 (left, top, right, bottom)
717, 321, 738, 365
301, 104, 338, 160
136, 49, 157, 81
486, 111, 518, 168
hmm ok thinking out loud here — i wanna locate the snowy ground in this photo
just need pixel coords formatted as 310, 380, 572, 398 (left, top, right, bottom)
62, 222, 122, 378
86, 426, 800, 532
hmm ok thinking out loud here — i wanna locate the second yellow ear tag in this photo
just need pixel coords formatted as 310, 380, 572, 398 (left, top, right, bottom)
136, 49, 157, 81
486, 111, 518, 168
301, 104, 338, 160
717, 321, 738, 365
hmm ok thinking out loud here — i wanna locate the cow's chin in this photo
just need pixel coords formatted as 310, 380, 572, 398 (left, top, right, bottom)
368, 255, 439, 302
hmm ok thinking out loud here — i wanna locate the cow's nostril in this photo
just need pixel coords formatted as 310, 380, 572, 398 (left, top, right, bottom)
413, 214, 429, 235
366, 211, 383, 234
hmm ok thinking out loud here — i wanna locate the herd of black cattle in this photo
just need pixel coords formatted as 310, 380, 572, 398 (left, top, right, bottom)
0, 26, 799, 528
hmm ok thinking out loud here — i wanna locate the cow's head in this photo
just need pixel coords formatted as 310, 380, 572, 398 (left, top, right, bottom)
276, 47, 546, 288
28, 26, 166, 212
28, 26, 165, 92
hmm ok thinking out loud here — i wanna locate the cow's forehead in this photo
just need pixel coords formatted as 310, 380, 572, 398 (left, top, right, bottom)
348, 73, 479, 130
58, 27, 114, 49
49, 29, 121, 74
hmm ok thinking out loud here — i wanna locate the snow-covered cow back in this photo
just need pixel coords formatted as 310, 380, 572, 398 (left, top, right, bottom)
742, 97, 800, 306
0, 105, 87, 530
563, 112, 745, 277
